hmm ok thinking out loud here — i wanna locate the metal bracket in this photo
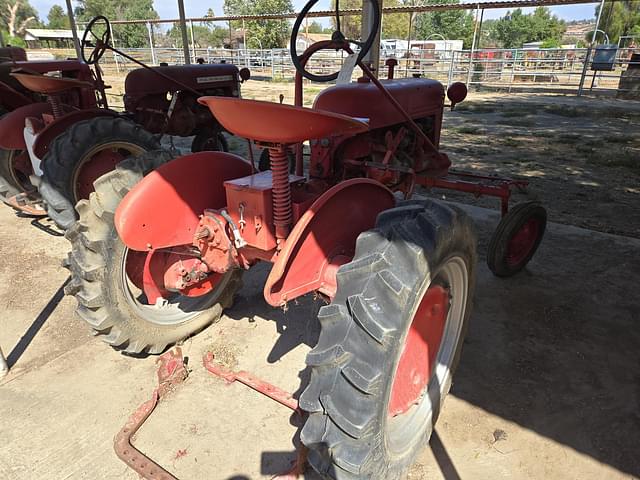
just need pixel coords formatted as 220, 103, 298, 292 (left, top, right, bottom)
114, 347, 188, 480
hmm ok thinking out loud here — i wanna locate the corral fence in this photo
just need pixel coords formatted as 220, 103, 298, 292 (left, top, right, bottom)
29, 45, 639, 98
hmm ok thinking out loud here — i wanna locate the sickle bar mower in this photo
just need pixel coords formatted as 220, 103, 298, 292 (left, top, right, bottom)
66, 0, 546, 478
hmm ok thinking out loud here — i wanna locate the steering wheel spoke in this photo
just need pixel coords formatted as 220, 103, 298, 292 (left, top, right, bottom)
290, 0, 380, 83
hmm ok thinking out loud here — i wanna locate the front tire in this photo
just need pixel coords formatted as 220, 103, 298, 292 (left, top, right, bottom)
39, 117, 160, 230
64, 150, 242, 354
300, 199, 477, 479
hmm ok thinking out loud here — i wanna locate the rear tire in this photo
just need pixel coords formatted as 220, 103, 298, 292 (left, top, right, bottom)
300, 199, 477, 479
64, 149, 242, 354
191, 129, 229, 153
39, 117, 159, 230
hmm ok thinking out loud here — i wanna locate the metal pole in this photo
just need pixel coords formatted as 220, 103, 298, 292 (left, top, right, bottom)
477, 9, 485, 50
361, 0, 383, 76
189, 20, 196, 63
466, 3, 480, 87
592, 0, 606, 45
65, 0, 82, 59
577, 47, 592, 95
147, 22, 156, 65
405, 12, 413, 77
109, 21, 119, 73
177, 0, 191, 64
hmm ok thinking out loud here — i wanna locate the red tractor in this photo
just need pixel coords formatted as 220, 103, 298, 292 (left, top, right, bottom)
0, 16, 249, 229
66, 1, 546, 477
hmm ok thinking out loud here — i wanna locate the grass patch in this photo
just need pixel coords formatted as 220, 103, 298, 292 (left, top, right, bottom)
556, 133, 582, 143
456, 103, 498, 114
496, 117, 537, 127
585, 148, 639, 172
455, 125, 483, 135
500, 136, 520, 147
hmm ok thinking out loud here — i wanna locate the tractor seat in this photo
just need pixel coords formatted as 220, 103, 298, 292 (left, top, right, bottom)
11, 71, 93, 94
198, 97, 368, 144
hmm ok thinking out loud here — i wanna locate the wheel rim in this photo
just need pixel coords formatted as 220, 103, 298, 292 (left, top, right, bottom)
506, 217, 541, 267
120, 247, 229, 326
386, 256, 469, 454
72, 142, 145, 201
7, 150, 33, 192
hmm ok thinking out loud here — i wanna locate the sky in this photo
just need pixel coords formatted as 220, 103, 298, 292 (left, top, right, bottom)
30, 0, 601, 25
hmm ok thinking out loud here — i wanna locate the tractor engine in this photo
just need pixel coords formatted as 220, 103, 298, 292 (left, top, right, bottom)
310, 77, 446, 192
123, 63, 244, 137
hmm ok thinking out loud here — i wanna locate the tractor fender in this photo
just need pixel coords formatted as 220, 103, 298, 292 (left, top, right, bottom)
33, 108, 119, 159
264, 179, 395, 307
115, 151, 253, 252
0, 102, 51, 149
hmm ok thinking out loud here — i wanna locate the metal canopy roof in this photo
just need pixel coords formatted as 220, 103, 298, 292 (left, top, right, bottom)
88, 0, 613, 25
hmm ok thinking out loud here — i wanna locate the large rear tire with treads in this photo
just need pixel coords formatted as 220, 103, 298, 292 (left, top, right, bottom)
300, 199, 477, 479
39, 116, 159, 230
64, 150, 242, 354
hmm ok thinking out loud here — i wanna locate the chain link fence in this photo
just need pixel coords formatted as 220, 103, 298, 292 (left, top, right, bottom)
26, 45, 640, 98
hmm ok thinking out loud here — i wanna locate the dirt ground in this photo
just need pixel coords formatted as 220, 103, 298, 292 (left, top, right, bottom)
1, 201, 639, 479
1, 83, 639, 479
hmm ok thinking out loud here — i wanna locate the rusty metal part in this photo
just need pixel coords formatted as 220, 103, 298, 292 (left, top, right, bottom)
203, 352, 308, 478
114, 348, 188, 480
4, 191, 47, 216
10, 72, 94, 95
194, 210, 238, 275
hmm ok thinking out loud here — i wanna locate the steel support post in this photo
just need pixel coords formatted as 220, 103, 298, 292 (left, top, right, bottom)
147, 22, 156, 65
466, 3, 480, 87
189, 20, 196, 63
361, 0, 383, 77
177, 0, 191, 64
577, 47, 592, 96
65, 0, 82, 59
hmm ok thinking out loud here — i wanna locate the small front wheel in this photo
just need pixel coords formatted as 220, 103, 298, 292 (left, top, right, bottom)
487, 201, 547, 277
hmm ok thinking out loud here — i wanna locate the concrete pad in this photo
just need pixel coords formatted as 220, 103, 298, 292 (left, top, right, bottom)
0, 201, 638, 479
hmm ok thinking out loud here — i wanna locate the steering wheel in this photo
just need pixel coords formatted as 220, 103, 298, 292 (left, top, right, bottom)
290, 0, 380, 82
81, 16, 112, 65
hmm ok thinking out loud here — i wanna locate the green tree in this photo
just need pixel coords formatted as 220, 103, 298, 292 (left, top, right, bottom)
595, 0, 640, 44
167, 24, 227, 48
414, 0, 474, 48
75, 0, 158, 48
382, 0, 410, 39
491, 7, 565, 48
306, 21, 324, 34
329, 0, 361, 40
47, 5, 70, 29
0, 0, 40, 37
223, 0, 293, 49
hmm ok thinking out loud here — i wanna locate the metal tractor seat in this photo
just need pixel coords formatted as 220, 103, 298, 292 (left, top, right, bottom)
198, 97, 369, 144
10, 71, 93, 94
314, 77, 444, 130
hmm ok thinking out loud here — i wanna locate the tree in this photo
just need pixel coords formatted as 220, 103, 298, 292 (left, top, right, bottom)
491, 7, 565, 48
224, 0, 293, 49
0, 0, 40, 37
414, 0, 474, 48
382, 0, 410, 39
47, 5, 70, 29
167, 24, 227, 48
306, 21, 324, 34
329, 0, 361, 40
595, 0, 640, 44
75, 0, 158, 48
